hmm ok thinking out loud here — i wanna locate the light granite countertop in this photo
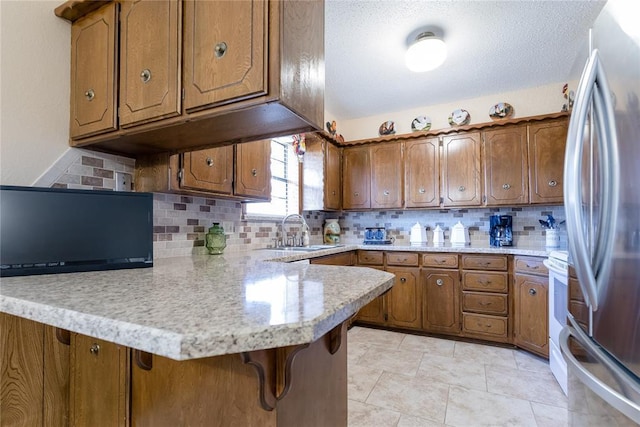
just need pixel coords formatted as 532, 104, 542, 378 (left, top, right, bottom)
0, 251, 394, 361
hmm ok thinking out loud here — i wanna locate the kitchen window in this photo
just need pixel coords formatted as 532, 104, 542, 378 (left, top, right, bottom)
244, 138, 300, 218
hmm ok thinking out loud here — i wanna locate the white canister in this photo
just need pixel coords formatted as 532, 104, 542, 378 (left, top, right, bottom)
546, 228, 560, 248
450, 221, 470, 246
410, 222, 427, 245
433, 225, 444, 245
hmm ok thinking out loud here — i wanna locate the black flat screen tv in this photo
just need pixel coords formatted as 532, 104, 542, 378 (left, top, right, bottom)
0, 186, 153, 277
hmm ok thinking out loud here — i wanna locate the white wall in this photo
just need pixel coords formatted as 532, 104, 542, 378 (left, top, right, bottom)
332, 82, 575, 141
0, 0, 70, 186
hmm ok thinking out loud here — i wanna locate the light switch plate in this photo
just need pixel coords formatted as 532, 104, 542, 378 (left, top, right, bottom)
115, 172, 133, 191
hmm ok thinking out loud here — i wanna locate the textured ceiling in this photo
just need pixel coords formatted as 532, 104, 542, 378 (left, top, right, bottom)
325, 0, 606, 120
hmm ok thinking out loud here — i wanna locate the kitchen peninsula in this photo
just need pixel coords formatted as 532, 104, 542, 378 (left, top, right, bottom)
0, 251, 394, 426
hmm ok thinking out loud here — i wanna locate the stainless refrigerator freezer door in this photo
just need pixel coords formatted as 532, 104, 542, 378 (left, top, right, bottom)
561, 320, 640, 425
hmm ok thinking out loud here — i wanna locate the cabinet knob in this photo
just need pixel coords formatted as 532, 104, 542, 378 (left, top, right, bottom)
548, 180, 558, 187
206, 157, 214, 167
214, 42, 228, 58
458, 186, 465, 192
502, 183, 511, 190
332, 190, 336, 195
140, 69, 152, 83
354, 192, 359, 197
89, 343, 100, 355
418, 188, 426, 194
400, 277, 406, 283
529, 288, 537, 296
436, 279, 444, 286
84, 89, 95, 101
383, 190, 390, 196
251, 168, 257, 177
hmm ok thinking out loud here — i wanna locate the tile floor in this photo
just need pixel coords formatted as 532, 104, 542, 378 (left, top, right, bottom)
347, 326, 569, 427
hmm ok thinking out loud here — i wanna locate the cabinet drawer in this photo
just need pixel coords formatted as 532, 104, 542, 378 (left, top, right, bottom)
386, 252, 419, 267
462, 271, 508, 293
461, 255, 508, 271
514, 256, 548, 276
421, 253, 458, 268
462, 313, 508, 339
462, 292, 508, 315
310, 251, 354, 266
357, 250, 383, 266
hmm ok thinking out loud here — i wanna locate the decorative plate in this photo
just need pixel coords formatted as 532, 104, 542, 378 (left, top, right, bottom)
411, 115, 432, 132
448, 109, 470, 126
378, 120, 396, 136
489, 102, 514, 120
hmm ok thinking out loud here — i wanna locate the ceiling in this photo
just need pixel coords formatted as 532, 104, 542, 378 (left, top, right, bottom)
324, 0, 606, 120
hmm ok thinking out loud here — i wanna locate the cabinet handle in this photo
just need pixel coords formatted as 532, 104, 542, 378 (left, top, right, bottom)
458, 186, 465, 192
526, 264, 539, 269
214, 41, 228, 58
140, 68, 151, 83
400, 277, 406, 283
529, 288, 537, 296
354, 192, 359, 197
418, 188, 426, 194
548, 180, 558, 187
251, 168, 257, 177
383, 190, 390, 196
89, 343, 100, 355
502, 183, 511, 190
84, 89, 95, 101
332, 190, 336, 195
206, 157, 214, 167
436, 279, 443, 286
479, 301, 492, 306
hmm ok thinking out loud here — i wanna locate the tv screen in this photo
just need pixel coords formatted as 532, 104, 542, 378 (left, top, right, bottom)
0, 186, 153, 277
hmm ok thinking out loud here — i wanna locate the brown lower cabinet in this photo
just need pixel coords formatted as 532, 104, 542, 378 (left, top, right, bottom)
513, 256, 550, 358
385, 267, 421, 329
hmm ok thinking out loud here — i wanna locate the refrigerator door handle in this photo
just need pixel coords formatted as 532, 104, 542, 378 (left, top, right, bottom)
560, 323, 640, 424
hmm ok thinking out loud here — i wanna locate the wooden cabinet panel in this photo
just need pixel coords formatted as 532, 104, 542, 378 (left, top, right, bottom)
514, 273, 549, 357
70, 334, 129, 427
309, 251, 354, 266
405, 137, 440, 208
44, 327, 70, 427
421, 253, 458, 268
302, 139, 341, 211
461, 255, 508, 271
370, 143, 403, 209
181, 145, 234, 194
422, 269, 460, 334
386, 267, 422, 329
234, 140, 271, 199
528, 119, 568, 204
441, 132, 482, 206
355, 293, 386, 325
70, 2, 118, 138
325, 142, 342, 210
462, 292, 508, 315
183, 0, 267, 111
386, 252, 419, 267
462, 271, 509, 293
357, 250, 384, 266
462, 313, 508, 339
342, 146, 371, 209
514, 256, 548, 276
119, 0, 181, 126
483, 126, 529, 205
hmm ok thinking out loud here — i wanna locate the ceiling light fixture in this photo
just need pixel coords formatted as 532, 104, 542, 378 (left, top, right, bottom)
405, 32, 447, 72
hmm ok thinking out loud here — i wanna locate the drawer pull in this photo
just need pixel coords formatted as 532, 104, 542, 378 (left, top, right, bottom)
502, 183, 511, 190
214, 41, 228, 58
458, 186, 466, 192
84, 89, 95, 101
548, 180, 558, 187
436, 279, 444, 286
206, 157, 214, 167
529, 288, 537, 296
418, 188, 426, 194
89, 343, 100, 355
526, 264, 539, 269
140, 68, 151, 83
400, 277, 407, 283
479, 301, 492, 306
383, 190, 390, 196
251, 168, 258, 177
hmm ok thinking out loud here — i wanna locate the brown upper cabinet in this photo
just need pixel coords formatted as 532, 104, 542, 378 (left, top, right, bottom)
441, 132, 482, 207
482, 125, 529, 205
181, 145, 234, 194
57, 0, 324, 156
405, 137, 440, 208
302, 137, 341, 211
234, 139, 271, 200
528, 119, 567, 204
342, 146, 371, 210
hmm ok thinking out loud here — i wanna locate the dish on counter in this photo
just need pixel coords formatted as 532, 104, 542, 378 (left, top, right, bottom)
411, 115, 431, 132
489, 102, 514, 120
448, 109, 471, 126
378, 120, 396, 135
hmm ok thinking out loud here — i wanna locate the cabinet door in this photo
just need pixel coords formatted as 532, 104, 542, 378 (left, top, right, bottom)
181, 146, 234, 194
514, 273, 549, 357
235, 140, 271, 199
385, 267, 421, 329
528, 119, 568, 204
325, 142, 342, 210
483, 126, 529, 205
355, 296, 386, 325
422, 269, 461, 334
70, 2, 118, 138
183, 0, 267, 111
342, 146, 371, 209
405, 138, 440, 208
442, 132, 482, 206
70, 335, 129, 427
371, 143, 403, 209
119, 0, 181, 127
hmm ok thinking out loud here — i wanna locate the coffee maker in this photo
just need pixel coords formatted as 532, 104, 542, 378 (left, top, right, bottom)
490, 215, 513, 247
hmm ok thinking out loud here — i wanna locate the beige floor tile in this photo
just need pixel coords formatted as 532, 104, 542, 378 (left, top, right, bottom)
397, 414, 446, 427
453, 341, 518, 369
485, 364, 568, 408
514, 349, 552, 373
349, 326, 406, 350
348, 337, 373, 365
445, 385, 537, 427
531, 402, 569, 427
399, 334, 456, 357
366, 371, 449, 423
356, 346, 424, 376
348, 363, 384, 402
348, 399, 401, 427
418, 353, 487, 391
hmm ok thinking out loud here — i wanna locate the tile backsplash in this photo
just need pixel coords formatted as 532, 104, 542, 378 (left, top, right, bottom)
39, 148, 565, 258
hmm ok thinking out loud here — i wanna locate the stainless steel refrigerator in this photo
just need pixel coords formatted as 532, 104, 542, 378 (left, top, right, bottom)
562, 0, 640, 424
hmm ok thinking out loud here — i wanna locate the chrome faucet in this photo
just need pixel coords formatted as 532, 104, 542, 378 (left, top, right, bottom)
280, 214, 309, 247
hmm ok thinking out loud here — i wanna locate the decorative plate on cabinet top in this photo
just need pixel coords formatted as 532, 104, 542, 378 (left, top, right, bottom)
411, 115, 431, 132
489, 102, 514, 120
378, 120, 396, 136
448, 109, 470, 126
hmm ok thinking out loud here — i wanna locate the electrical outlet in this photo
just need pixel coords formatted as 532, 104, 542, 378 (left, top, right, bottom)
115, 172, 133, 191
